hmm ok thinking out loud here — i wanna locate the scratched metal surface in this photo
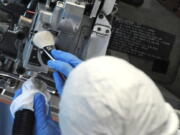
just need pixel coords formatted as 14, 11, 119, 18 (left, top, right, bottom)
109, 0, 180, 84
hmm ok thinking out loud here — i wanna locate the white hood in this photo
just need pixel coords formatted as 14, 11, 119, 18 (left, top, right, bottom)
59, 56, 179, 135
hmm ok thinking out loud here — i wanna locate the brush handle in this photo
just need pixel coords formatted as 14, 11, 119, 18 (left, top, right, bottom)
43, 48, 55, 61
44, 46, 67, 81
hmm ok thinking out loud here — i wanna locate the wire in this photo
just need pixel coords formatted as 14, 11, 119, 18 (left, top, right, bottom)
26, 10, 35, 15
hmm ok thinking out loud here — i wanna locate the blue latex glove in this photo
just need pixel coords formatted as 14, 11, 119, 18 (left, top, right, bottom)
48, 50, 82, 95
34, 93, 61, 135
13, 89, 61, 135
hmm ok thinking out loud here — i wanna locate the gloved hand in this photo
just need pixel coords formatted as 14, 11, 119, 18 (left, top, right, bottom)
34, 93, 61, 135
48, 50, 82, 95
13, 89, 61, 135
10, 78, 50, 117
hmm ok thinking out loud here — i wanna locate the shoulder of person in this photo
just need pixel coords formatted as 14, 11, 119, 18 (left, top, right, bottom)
177, 130, 180, 135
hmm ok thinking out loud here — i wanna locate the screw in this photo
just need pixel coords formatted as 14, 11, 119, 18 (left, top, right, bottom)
106, 29, 110, 33
99, 14, 104, 19
97, 27, 101, 31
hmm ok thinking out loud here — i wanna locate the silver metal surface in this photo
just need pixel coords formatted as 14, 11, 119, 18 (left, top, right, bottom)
102, 0, 116, 15
23, 0, 115, 71
84, 14, 111, 59
58, 1, 85, 33
0, 71, 27, 82
56, 1, 85, 53
0, 71, 56, 94
23, 4, 52, 73
51, 1, 64, 29
23, 1, 86, 72
18, 16, 32, 27
34, 6, 52, 31
90, 0, 102, 18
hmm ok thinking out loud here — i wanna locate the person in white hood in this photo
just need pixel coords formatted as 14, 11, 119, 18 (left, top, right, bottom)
11, 50, 179, 135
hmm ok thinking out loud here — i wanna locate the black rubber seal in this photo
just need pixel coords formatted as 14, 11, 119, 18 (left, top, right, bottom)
13, 109, 35, 135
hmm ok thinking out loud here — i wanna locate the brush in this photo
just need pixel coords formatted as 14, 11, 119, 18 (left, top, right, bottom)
32, 31, 55, 61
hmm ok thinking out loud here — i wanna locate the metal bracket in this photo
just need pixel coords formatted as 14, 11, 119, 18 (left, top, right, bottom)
84, 13, 111, 59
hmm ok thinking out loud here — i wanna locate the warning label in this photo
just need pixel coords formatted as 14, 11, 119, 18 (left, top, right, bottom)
109, 18, 175, 60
